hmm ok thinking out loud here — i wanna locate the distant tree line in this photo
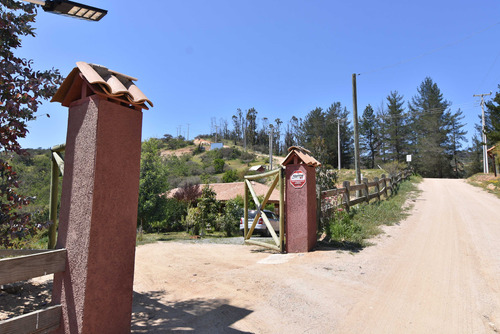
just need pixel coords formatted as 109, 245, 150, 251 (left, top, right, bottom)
209, 77, 500, 178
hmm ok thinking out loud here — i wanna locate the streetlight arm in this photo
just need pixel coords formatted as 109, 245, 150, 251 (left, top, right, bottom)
22, 0, 107, 21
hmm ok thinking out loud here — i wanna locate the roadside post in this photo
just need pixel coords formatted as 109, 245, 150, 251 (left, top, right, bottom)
50, 62, 152, 333
282, 146, 321, 253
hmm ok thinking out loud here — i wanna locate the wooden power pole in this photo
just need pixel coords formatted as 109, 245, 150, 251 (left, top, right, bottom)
352, 73, 361, 186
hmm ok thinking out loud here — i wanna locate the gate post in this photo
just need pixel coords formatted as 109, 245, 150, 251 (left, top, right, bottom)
282, 147, 321, 253
50, 62, 152, 333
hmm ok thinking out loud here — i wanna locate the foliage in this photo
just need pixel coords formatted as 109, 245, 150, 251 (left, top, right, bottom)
189, 185, 219, 235
0, 1, 63, 247
163, 198, 188, 231
407, 77, 467, 178
216, 199, 243, 237
360, 104, 380, 168
222, 169, 239, 183
382, 161, 407, 176
213, 158, 225, 173
447, 109, 468, 178
322, 175, 420, 249
485, 86, 500, 143
301, 103, 353, 168
384, 91, 408, 163
161, 134, 192, 150
138, 138, 169, 232
173, 182, 201, 205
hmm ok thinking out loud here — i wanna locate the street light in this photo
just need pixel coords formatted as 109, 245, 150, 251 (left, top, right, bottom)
25, 0, 107, 21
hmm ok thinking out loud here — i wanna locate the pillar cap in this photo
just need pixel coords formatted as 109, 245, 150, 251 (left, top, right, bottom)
51, 61, 153, 110
282, 146, 321, 167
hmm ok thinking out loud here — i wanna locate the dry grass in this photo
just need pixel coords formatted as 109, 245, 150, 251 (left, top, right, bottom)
467, 173, 500, 198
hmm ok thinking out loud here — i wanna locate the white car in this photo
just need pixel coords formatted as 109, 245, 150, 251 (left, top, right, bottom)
240, 210, 280, 236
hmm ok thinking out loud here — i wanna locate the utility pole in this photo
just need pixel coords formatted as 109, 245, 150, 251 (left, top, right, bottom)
186, 123, 190, 141
337, 118, 341, 171
269, 125, 274, 170
352, 73, 361, 186
473, 92, 492, 174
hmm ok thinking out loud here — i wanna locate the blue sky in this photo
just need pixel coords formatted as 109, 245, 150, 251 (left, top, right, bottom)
17, 0, 500, 149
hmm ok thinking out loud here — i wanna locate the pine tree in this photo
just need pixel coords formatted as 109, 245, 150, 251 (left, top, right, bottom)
485, 86, 500, 143
360, 104, 380, 169
446, 109, 468, 178
408, 78, 452, 177
385, 91, 408, 163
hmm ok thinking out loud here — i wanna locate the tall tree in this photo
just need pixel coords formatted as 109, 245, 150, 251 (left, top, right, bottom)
376, 101, 389, 163
137, 138, 168, 231
301, 103, 353, 167
0, 1, 62, 247
360, 104, 380, 168
408, 77, 452, 177
245, 108, 258, 147
485, 85, 500, 143
385, 91, 408, 163
274, 118, 283, 155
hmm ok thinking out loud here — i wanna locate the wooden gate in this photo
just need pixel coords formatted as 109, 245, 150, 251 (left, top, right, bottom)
243, 167, 285, 252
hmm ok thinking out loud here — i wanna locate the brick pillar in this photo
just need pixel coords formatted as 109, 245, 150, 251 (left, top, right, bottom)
52, 95, 142, 333
285, 164, 317, 253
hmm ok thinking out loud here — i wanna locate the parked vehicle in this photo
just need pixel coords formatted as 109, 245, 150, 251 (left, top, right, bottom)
240, 210, 280, 236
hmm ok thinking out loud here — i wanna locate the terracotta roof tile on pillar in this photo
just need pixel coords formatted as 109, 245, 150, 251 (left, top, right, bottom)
282, 146, 322, 167
52, 61, 153, 110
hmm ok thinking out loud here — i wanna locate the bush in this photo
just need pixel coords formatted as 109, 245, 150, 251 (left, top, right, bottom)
327, 208, 363, 244
213, 158, 225, 173
382, 161, 407, 176
216, 199, 243, 236
222, 169, 239, 183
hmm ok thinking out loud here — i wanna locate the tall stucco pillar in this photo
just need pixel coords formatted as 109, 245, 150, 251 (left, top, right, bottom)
52, 94, 142, 333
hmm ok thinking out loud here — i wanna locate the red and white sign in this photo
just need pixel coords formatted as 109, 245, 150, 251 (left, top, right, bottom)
290, 170, 306, 189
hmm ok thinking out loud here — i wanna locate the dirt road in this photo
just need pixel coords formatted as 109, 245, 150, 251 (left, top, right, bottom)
132, 179, 500, 333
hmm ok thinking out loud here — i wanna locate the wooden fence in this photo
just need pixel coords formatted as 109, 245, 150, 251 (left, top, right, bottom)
0, 249, 66, 334
320, 170, 412, 212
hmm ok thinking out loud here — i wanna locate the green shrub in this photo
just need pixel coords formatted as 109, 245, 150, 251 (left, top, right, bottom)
222, 169, 239, 183
216, 199, 243, 236
213, 158, 225, 173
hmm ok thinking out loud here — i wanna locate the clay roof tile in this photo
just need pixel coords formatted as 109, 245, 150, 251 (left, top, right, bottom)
51, 61, 153, 110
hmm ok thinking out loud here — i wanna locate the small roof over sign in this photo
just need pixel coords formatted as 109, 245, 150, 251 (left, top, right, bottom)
282, 146, 321, 167
52, 61, 153, 110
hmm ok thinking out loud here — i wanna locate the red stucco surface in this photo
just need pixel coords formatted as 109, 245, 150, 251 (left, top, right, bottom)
52, 95, 142, 333
285, 164, 317, 253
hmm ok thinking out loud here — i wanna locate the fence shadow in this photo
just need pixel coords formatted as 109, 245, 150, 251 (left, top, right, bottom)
132, 291, 253, 333
0, 280, 53, 320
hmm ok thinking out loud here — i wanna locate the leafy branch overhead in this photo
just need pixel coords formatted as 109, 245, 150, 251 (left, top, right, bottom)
0, 1, 63, 247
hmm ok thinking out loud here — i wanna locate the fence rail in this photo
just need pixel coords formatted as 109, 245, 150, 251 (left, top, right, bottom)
320, 170, 412, 212
0, 249, 66, 334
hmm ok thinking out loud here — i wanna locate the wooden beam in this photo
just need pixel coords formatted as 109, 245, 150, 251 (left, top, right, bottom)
0, 250, 48, 258
245, 239, 280, 252
0, 249, 66, 285
244, 168, 279, 180
0, 305, 61, 334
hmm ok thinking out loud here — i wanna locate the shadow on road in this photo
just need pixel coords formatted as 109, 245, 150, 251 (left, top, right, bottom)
132, 291, 253, 333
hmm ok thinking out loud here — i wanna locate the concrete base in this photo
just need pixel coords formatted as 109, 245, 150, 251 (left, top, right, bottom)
52, 95, 142, 333
285, 164, 317, 253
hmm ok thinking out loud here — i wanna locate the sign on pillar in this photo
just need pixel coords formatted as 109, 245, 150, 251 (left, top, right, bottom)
282, 146, 321, 253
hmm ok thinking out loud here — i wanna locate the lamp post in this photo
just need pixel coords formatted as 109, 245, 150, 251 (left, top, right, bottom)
25, 0, 107, 21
